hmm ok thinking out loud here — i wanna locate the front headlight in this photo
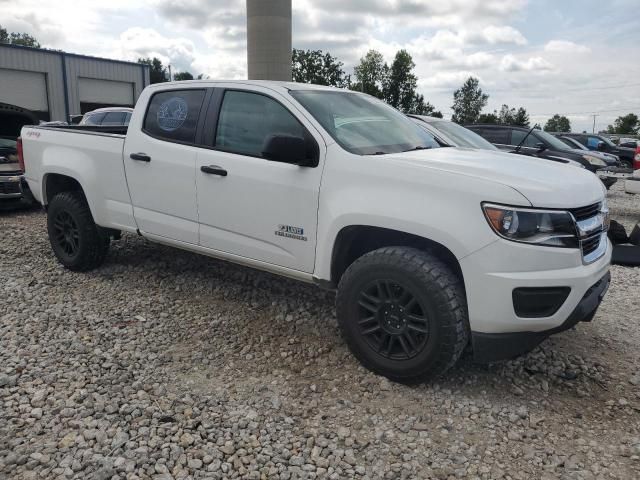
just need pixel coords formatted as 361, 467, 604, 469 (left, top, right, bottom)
482, 204, 578, 248
582, 155, 606, 167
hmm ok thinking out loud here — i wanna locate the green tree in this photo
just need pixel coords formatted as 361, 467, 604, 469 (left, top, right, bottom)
352, 49, 388, 98
477, 112, 499, 124
174, 71, 194, 81
513, 107, 530, 127
498, 105, 529, 126
451, 77, 488, 124
137, 57, 167, 84
606, 113, 639, 134
0, 25, 41, 47
292, 49, 350, 88
544, 114, 572, 132
412, 93, 443, 117
383, 50, 418, 113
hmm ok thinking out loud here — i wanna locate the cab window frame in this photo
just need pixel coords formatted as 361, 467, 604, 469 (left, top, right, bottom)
141, 88, 210, 147
202, 88, 319, 164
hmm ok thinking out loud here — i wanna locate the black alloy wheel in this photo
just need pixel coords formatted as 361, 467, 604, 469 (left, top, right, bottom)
46, 191, 110, 271
358, 280, 430, 360
336, 246, 469, 384
52, 210, 80, 257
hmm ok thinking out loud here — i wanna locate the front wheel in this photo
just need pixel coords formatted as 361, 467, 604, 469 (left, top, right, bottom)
47, 191, 110, 271
336, 247, 469, 384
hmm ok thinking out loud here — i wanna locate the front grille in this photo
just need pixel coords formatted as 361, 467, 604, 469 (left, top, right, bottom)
0, 181, 21, 195
581, 234, 601, 256
570, 201, 606, 263
570, 202, 600, 222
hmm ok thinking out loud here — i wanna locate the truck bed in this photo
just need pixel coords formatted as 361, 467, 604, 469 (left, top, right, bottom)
22, 124, 137, 232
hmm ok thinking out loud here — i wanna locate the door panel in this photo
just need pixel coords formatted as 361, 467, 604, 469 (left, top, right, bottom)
195, 87, 324, 273
123, 88, 207, 244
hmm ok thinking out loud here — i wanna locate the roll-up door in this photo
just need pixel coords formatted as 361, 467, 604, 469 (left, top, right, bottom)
0, 68, 49, 117
78, 78, 134, 113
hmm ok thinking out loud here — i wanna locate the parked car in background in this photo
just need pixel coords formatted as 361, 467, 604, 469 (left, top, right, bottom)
618, 138, 639, 149
562, 133, 636, 169
408, 115, 498, 150
79, 107, 133, 126
555, 135, 621, 166
0, 102, 37, 205
21, 80, 612, 382
466, 124, 617, 188
411, 116, 588, 170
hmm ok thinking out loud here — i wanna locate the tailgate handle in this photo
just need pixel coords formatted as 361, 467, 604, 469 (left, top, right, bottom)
130, 153, 151, 162
200, 165, 227, 176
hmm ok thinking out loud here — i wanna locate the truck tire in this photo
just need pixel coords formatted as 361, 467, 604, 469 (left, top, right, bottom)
47, 191, 110, 271
336, 247, 469, 384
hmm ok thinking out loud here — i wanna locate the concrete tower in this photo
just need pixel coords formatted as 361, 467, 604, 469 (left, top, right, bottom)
246, 0, 292, 81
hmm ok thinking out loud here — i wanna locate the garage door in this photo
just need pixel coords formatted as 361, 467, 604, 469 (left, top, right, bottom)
78, 78, 134, 107
0, 68, 49, 113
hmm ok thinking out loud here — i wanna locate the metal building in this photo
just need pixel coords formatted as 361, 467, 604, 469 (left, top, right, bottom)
246, 0, 292, 81
0, 44, 150, 122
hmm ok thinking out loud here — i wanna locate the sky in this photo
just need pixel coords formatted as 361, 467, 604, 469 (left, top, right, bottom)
2, 0, 639, 132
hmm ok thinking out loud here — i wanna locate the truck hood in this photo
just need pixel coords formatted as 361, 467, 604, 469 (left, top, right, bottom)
388, 147, 605, 209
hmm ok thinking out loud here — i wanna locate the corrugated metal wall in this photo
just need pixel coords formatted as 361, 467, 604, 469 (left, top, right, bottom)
0, 44, 150, 121
65, 56, 148, 115
0, 46, 65, 120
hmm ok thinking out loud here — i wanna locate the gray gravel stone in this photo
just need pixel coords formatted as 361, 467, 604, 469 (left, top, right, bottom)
0, 186, 638, 479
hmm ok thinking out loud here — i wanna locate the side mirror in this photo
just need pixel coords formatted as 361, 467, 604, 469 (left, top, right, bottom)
262, 134, 318, 167
536, 142, 547, 152
69, 115, 83, 125
596, 141, 605, 151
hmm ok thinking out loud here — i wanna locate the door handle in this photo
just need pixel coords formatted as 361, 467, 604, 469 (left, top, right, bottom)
130, 153, 151, 162
200, 165, 228, 176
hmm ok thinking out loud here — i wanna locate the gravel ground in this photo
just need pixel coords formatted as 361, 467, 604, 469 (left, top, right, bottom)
1, 187, 639, 480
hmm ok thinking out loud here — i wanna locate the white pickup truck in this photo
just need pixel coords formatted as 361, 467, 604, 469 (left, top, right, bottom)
21, 80, 612, 383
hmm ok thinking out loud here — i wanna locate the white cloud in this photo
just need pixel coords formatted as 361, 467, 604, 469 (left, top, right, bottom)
500, 54, 554, 72
419, 71, 483, 89
113, 27, 196, 73
544, 40, 591, 54
481, 25, 527, 45
2, 0, 639, 132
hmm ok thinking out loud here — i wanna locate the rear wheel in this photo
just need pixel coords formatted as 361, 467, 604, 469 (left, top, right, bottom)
47, 191, 110, 271
336, 247, 469, 384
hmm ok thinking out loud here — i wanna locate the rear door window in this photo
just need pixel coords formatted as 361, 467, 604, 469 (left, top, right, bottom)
587, 136, 602, 149
102, 112, 127, 125
83, 112, 105, 125
511, 130, 540, 148
478, 128, 510, 145
143, 89, 206, 144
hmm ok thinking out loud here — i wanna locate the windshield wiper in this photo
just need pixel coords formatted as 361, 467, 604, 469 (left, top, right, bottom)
401, 145, 432, 152
514, 124, 540, 153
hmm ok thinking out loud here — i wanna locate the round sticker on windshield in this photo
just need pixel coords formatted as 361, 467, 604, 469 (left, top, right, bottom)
157, 97, 188, 131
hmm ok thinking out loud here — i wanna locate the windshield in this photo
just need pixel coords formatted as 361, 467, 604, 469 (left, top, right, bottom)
560, 136, 587, 150
599, 136, 616, 148
534, 129, 573, 150
425, 119, 497, 150
290, 90, 440, 155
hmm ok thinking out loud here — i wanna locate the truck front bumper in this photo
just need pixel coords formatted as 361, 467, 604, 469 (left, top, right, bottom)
471, 271, 610, 362
460, 237, 612, 362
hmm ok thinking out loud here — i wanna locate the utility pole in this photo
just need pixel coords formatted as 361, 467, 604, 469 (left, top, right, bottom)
592, 114, 598, 133
167, 65, 172, 82
246, 0, 292, 81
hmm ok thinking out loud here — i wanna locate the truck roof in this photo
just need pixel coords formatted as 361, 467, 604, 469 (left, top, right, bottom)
151, 79, 347, 93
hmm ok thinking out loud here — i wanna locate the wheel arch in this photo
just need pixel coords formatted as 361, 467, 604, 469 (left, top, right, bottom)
42, 173, 85, 207
329, 225, 464, 288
